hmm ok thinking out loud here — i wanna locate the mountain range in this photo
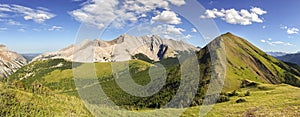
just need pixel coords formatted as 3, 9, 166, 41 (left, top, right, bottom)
7, 33, 300, 109
267, 52, 290, 57
32, 34, 197, 62
0, 45, 27, 79
1, 33, 300, 116
276, 53, 300, 66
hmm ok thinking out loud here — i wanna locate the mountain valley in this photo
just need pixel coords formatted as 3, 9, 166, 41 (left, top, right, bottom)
1, 33, 300, 116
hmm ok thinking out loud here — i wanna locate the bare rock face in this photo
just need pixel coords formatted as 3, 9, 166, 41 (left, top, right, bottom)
0, 45, 27, 79
32, 35, 198, 62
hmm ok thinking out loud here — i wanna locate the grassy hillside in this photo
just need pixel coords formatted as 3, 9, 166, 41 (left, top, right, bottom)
206, 33, 300, 91
6, 33, 300, 116
0, 82, 91, 116
10, 58, 204, 108
182, 84, 300, 117
2, 80, 299, 117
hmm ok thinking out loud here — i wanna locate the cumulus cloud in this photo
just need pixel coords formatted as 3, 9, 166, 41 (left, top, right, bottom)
261, 38, 293, 46
281, 25, 299, 35
201, 7, 267, 25
167, 0, 186, 6
48, 26, 63, 31
151, 10, 181, 24
287, 27, 299, 34
250, 7, 267, 15
151, 24, 186, 39
0, 4, 55, 23
155, 25, 185, 35
150, 24, 189, 39
191, 28, 197, 33
184, 34, 192, 39
69, 0, 186, 29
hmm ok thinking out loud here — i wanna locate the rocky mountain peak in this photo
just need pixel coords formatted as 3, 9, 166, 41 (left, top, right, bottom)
32, 35, 197, 62
0, 45, 7, 50
0, 45, 27, 79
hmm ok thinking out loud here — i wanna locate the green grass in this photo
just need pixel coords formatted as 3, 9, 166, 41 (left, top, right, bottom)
219, 33, 300, 91
0, 82, 92, 117
5, 33, 300, 116
182, 84, 300, 117
2, 80, 300, 117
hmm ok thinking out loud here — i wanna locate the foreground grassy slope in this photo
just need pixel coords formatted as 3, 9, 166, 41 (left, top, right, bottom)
3, 81, 299, 117
79, 83, 300, 117
0, 82, 91, 116
182, 84, 300, 117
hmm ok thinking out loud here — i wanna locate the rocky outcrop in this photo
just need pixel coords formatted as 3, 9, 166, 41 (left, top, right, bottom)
32, 35, 197, 62
0, 45, 27, 79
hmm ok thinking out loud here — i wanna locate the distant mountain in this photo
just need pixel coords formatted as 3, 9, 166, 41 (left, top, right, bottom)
267, 52, 290, 57
32, 34, 197, 62
202, 33, 300, 90
277, 52, 300, 66
9, 33, 300, 110
21, 53, 41, 62
0, 45, 27, 79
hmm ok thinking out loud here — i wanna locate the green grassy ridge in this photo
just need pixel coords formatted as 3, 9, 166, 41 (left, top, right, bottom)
0, 82, 92, 117
8, 59, 80, 96
217, 33, 300, 91
8, 57, 213, 109
6, 32, 300, 112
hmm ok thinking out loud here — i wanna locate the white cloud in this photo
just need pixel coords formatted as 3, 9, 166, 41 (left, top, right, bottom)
201, 7, 267, 25
287, 27, 299, 34
280, 25, 299, 35
167, 0, 186, 6
200, 8, 224, 18
37, 7, 50, 11
250, 7, 267, 15
48, 26, 63, 31
152, 24, 185, 39
262, 25, 266, 29
150, 24, 190, 40
0, 4, 55, 23
191, 28, 197, 33
18, 28, 26, 32
261, 38, 293, 46
70, 0, 187, 29
184, 34, 192, 39
7, 20, 22, 26
0, 28, 7, 31
165, 25, 185, 35
280, 25, 288, 29
151, 10, 181, 24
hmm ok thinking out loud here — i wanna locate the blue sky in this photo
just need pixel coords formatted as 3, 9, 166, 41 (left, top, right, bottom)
0, 0, 299, 53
